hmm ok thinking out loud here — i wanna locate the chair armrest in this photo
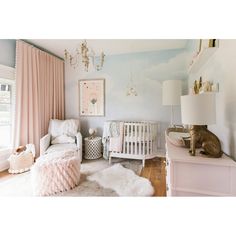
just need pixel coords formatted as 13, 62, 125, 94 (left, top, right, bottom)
40, 134, 51, 156
76, 132, 82, 160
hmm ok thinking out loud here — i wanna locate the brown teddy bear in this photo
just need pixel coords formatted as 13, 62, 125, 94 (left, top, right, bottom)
14, 146, 26, 155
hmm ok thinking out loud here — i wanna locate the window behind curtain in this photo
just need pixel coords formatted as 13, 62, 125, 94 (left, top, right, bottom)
0, 78, 15, 149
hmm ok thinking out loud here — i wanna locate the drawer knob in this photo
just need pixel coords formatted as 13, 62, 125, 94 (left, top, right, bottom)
166, 184, 169, 191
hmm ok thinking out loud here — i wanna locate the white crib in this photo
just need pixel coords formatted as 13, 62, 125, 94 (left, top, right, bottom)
108, 121, 159, 167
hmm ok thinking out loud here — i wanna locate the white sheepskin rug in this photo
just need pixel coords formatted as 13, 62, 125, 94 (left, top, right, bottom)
87, 163, 154, 196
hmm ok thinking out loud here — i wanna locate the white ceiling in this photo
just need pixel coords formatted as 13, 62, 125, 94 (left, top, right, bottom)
27, 39, 188, 58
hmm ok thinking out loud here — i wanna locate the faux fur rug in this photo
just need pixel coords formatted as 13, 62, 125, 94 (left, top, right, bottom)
88, 163, 154, 196
0, 158, 144, 197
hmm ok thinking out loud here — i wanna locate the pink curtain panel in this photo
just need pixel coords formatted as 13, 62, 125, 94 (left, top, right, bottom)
14, 40, 65, 156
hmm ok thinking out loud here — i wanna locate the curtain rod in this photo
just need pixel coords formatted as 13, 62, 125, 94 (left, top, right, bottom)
20, 39, 64, 61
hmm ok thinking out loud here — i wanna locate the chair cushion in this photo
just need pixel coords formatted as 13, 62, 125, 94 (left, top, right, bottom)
48, 119, 80, 140
51, 134, 75, 145
46, 143, 78, 153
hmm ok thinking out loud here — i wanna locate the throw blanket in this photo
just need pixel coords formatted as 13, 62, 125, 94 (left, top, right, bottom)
35, 150, 78, 165
102, 121, 124, 159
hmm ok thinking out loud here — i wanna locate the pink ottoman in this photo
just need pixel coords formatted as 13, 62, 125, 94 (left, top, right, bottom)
31, 150, 80, 196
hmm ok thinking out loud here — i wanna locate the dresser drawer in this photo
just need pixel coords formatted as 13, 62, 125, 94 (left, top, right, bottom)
173, 162, 231, 194
230, 167, 236, 195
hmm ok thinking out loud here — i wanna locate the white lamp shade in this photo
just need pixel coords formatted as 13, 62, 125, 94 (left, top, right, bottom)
181, 93, 216, 125
162, 80, 182, 105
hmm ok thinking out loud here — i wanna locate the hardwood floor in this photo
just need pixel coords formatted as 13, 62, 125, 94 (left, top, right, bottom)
0, 157, 167, 197
140, 157, 167, 196
0, 170, 13, 182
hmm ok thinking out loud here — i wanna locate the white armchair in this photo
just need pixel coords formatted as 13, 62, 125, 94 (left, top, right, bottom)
40, 119, 82, 161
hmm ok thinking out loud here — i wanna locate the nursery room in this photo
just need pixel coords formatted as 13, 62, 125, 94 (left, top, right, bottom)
0, 38, 236, 197
2, 1, 236, 236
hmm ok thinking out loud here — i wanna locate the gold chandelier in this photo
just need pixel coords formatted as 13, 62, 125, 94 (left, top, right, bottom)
64, 40, 105, 72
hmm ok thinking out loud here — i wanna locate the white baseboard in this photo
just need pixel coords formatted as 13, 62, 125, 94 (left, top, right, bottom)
0, 160, 9, 172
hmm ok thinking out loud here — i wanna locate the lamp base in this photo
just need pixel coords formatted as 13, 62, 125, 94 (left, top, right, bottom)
189, 125, 223, 158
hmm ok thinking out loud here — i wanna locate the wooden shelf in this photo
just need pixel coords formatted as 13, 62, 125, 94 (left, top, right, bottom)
188, 46, 218, 73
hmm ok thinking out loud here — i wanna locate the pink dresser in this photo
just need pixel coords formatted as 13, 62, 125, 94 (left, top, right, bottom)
166, 140, 236, 196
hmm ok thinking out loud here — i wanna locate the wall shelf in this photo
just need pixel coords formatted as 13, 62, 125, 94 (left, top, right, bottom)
188, 46, 218, 74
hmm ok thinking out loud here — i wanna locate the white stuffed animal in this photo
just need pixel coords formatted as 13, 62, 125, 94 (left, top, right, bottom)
89, 128, 97, 139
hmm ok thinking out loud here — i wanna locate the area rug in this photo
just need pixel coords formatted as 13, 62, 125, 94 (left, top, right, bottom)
0, 158, 144, 197
88, 163, 154, 196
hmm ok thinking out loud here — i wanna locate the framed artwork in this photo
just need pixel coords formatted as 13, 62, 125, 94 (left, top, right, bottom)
79, 78, 105, 116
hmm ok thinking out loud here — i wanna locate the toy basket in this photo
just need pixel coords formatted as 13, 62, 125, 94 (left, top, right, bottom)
8, 144, 35, 174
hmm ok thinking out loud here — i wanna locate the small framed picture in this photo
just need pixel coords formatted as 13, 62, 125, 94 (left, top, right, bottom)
79, 78, 105, 116
210, 39, 219, 47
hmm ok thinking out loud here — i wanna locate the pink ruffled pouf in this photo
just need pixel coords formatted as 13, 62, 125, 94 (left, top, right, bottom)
31, 150, 80, 196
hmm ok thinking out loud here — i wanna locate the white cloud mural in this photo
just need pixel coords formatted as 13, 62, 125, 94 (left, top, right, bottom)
144, 51, 192, 81
69, 48, 191, 148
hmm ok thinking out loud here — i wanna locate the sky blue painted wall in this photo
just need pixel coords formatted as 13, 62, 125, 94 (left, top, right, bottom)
65, 48, 190, 149
102, 48, 188, 121
0, 39, 16, 67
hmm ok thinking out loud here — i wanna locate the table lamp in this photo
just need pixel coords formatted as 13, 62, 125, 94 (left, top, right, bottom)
162, 80, 182, 126
181, 93, 222, 157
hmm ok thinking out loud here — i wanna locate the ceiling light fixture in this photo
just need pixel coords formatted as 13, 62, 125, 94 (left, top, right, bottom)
64, 40, 105, 72
126, 72, 138, 96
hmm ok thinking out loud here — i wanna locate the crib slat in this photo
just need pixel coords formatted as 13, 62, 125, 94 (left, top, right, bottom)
147, 123, 150, 155
127, 123, 130, 154
131, 123, 133, 155
130, 124, 132, 154
123, 124, 126, 154
135, 124, 137, 155
150, 124, 153, 154
139, 124, 141, 155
